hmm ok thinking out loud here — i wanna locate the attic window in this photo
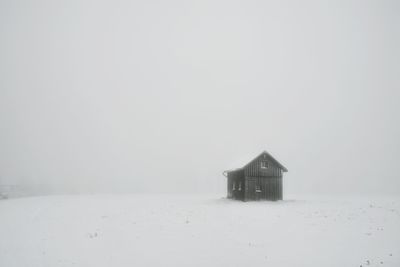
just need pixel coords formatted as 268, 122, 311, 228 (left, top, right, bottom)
261, 161, 269, 169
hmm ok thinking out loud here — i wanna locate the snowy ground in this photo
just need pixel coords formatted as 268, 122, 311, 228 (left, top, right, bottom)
0, 194, 399, 267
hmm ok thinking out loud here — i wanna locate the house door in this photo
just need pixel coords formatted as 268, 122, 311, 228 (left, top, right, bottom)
246, 178, 256, 200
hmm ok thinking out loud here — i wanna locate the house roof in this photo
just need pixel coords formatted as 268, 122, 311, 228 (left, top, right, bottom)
224, 150, 288, 175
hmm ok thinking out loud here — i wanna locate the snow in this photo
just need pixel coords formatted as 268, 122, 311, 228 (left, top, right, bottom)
0, 194, 399, 267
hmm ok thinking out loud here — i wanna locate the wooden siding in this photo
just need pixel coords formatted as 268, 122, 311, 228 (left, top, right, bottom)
244, 176, 282, 201
244, 153, 282, 177
243, 154, 283, 201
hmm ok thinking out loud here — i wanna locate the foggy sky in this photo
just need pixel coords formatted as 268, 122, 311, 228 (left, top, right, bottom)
1, 0, 399, 195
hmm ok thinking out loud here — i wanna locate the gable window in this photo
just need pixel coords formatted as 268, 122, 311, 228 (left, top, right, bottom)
261, 161, 269, 169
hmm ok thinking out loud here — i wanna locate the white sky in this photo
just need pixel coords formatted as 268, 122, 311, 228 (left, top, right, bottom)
0, 0, 399, 195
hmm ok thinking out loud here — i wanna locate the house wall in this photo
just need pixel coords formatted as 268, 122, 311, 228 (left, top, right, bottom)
227, 170, 245, 201
244, 176, 282, 201
243, 154, 283, 201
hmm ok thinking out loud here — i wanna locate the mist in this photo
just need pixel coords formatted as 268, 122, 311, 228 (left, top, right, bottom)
0, 0, 399, 196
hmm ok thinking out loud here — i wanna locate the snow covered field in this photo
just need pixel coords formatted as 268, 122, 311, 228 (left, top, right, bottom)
0, 194, 399, 267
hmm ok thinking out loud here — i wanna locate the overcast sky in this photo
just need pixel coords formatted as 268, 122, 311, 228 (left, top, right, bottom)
0, 0, 399, 195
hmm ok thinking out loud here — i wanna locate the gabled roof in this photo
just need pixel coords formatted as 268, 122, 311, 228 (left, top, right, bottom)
224, 150, 288, 174
244, 150, 288, 172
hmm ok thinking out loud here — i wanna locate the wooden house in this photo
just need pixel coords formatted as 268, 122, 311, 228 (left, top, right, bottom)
223, 151, 288, 201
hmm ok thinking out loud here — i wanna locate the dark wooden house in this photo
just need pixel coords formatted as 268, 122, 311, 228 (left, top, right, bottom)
223, 151, 288, 201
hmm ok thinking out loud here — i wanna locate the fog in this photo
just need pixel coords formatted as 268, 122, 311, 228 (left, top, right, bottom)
0, 0, 399, 196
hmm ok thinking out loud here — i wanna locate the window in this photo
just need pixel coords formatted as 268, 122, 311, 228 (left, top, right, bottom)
238, 182, 242, 191
261, 161, 269, 169
232, 182, 236, 190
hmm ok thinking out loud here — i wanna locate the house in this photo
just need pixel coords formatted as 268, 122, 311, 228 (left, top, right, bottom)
223, 151, 288, 201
